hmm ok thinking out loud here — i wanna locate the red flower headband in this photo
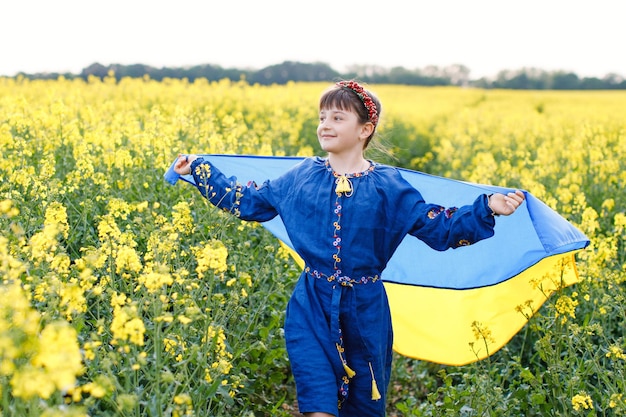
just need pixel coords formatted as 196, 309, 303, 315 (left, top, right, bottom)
336, 80, 379, 126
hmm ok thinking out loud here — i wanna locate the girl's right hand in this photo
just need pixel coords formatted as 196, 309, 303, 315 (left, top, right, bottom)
173, 154, 198, 175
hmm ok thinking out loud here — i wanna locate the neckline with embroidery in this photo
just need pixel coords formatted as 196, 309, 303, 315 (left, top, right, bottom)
324, 159, 374, 178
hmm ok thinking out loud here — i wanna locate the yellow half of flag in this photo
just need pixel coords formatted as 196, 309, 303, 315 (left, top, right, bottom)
386, 251, 581, 365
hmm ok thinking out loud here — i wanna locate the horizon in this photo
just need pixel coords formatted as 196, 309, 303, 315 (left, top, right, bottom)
6, 60, 624, 81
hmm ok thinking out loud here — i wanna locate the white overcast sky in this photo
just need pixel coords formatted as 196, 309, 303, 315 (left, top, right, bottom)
1, 0, 625, 79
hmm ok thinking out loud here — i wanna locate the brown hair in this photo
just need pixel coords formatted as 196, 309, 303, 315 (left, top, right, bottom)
319, 81, 382, 149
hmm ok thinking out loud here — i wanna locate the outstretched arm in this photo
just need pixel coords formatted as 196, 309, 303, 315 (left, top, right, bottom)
487, 190, 525, 216
408, 190, 525, 251
172, 153, 279, 222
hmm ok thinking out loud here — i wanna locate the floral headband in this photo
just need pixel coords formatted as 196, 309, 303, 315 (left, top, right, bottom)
336, 80, 379, 126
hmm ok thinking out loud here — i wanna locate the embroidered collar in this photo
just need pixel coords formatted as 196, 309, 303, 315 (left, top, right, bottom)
323, 159, 374, 178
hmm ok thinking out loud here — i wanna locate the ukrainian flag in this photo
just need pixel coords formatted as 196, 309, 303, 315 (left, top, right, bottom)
165, 154, 589, 366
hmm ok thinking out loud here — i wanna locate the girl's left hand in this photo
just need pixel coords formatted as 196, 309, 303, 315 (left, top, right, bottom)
488, 190, 526, 216
173, 154, 198, 175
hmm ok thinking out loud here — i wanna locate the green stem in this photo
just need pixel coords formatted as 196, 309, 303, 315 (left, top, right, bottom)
154, 297, 163, 417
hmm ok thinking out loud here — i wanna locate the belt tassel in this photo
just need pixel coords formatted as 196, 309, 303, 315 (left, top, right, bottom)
336, 343, 356, 378
369, 362, 382, 401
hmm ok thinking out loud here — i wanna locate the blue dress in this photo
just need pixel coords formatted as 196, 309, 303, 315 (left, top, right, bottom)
190, 156, 496, 416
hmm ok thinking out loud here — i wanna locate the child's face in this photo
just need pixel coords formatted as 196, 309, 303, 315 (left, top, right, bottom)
317, 106, 368, 155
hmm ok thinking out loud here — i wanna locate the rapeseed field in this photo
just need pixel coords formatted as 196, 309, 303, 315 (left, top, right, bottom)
1, 75, 624, 416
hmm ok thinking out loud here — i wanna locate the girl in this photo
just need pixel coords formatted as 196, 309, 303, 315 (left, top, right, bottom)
173, 80, 525, 417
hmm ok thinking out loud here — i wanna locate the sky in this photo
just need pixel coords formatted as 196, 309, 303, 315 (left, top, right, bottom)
1, 0, 625, 79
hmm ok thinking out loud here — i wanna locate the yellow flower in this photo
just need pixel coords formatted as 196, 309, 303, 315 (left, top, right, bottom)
156, 314, 174, 323
82, 381, 107, 398
615, 212, 626, 234
606, 345, 626, 360
471, 321, 495, 345
163, 337, 179, 355
203, 325, 232, 360
32, 321, 83, 387
0, 236, 27, 281
83, 340, 102, 361
204, 368, 213, 383
571, 393, 593, 411
172, 201, 194, 233
555, 295, 578, 324
29, 223, 61, 265
601, 198, 615, 212
138, 266, 173, 293
0, 292, 30, 372
97, 214, 123, 245
0, 199, 19, 217
193, 239, 228, 277
174, 393, 192, 405
609, 393, 623, 408
110, 304, 145, 346
211, 358, 233, 375
10, 366, 56, 399
145, 229, 179, 262
51, 253, 71, 274
579, 207, 600, 237
44, 201, 69, 239
10, 321, 83, 400
240, 272, 253, 287
107, 197, 133, 220
115, 245, 143, 274
110, 292, 128, 309
59, 282, 87, 320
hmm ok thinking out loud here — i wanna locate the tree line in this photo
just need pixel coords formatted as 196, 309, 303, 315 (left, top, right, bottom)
11, 61, 626, 90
